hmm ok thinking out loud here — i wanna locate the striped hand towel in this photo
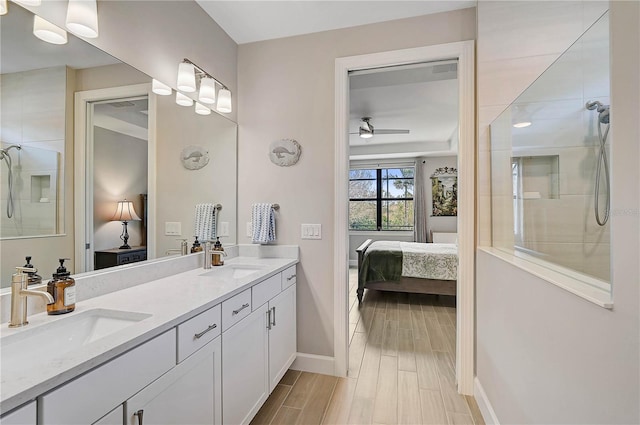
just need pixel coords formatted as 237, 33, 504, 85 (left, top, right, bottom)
251, 203, 276, 244
194, 203, 217, 241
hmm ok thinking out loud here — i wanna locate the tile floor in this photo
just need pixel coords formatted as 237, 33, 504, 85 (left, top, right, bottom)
250, 268, 485, 425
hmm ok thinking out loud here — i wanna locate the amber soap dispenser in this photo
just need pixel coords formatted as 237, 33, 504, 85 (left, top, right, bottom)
47, 258, 76, 315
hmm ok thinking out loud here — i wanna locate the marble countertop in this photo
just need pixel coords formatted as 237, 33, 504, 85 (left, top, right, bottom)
0, 255, 297, 414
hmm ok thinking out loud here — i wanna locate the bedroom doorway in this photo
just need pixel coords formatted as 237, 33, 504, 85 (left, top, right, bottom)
334, 41, 475, 395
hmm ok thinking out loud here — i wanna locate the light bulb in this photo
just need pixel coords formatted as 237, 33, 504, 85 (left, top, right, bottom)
195, 102, 211, 116
177, 62, 196, 93
33, 16, 68, 45
176, 92, 193, 107
152, 79, 172, 96
216, 89, 232, 113
199, 77, 216, 104
65, 0, 99, 38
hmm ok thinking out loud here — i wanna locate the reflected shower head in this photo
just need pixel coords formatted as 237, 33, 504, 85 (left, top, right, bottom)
586, 100, 610, 124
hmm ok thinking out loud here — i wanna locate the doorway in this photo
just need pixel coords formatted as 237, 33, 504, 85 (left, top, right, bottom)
334, 41, 475, 394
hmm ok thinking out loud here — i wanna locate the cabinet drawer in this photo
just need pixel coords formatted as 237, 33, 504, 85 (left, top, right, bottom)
222, 289, 252, 331
1, 400, 36, 425
39, 330, 176, 425
281, 265, 297, 290
177, 303, 221, 362
252, 274, 281, 310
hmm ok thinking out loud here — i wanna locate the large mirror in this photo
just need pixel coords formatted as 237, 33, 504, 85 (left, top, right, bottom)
0, 3, 237, 288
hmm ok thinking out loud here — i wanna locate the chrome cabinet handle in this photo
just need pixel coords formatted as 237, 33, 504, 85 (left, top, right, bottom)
232, 303, 250, 315
133, 409, 144, 425
194, 323, 217, 339
286, 274, 296, 281
271, 306, 276, 327
266, 309, 272, 330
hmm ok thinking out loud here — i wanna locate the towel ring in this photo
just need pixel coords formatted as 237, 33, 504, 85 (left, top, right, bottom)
272, 204, 280, 210
215, 204, 222, 211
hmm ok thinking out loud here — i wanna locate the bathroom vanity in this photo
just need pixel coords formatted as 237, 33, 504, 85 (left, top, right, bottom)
0, 248, 298, 425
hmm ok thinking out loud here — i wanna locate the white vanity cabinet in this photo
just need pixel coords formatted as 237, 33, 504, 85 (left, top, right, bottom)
0, 400, 36, 425
222, 266, 297, 425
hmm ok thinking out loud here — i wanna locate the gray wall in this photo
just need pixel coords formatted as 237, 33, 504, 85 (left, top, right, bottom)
476, 1, 639, 423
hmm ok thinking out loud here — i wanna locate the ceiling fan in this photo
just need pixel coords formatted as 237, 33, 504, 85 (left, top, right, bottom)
350, 117, 410, 139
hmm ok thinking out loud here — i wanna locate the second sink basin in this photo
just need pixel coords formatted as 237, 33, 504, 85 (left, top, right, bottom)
199, 264, 266, 280
1, 308, 151, 371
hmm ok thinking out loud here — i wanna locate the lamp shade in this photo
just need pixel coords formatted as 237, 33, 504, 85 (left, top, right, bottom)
199, 77, 216, 104
195, 102, 211, 116
111, 200, 141, 222
152, 79, 172, 96
65, 0, 99, 38
33, 16, 68, 45
177, 62, 196, 92
176, 92, 193, 107
1, 0, 8, 16
216, 89, 232, 113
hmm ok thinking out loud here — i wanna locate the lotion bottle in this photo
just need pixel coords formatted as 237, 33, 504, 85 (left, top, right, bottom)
47, 258, 76, 315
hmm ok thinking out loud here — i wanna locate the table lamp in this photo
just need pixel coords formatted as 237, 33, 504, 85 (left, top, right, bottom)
111, 199, 141, 249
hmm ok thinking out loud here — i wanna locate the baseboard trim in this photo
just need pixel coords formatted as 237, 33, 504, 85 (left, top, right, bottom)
349, 260, 358, 267
290, 353, 336, 376
474, 377, 500, 425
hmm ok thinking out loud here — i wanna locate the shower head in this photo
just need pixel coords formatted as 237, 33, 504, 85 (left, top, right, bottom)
586, 100, 610, 124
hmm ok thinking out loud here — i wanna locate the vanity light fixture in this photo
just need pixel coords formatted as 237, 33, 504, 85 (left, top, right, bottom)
65, 0, 99, 38
111, 199, 141, 250
178, 58, 232, 113
195, 102, 211, 116
176, 92, 193, 107
0, 0, 7, 15
152, 79, 172, 96
33, 15, 68, 45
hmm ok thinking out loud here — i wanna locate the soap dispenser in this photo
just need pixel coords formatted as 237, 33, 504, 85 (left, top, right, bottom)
191, 236, 203, 253
23, 256, 42, 286
47, 258, 76, 315
212, 237, 224, 266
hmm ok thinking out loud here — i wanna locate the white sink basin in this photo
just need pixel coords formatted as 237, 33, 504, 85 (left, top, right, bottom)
1, 309, 151, 370
199, 264, 266, 280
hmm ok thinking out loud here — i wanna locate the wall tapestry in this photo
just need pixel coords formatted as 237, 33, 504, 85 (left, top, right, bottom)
431, 167, 457, 216
269, 138, 301, 167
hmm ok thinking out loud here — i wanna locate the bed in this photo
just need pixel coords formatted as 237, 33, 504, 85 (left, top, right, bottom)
355, 234, 458, 303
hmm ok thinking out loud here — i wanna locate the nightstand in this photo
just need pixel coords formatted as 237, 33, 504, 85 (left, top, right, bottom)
94, 246, 147, 270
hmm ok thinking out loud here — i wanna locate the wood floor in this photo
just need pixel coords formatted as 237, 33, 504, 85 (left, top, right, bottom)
250, 268, 485, 425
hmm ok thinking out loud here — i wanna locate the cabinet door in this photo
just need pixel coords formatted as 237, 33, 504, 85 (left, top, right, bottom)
0, 401, 36, 425
268, 284, 297, 392
125, 337, 222, 425
222, 306, 269, 425
93, 405, 123, 425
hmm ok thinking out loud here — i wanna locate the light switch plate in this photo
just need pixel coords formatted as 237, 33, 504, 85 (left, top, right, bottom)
301, 224, 321, 239
165, 222, 181, 236
219, 222, 229, 237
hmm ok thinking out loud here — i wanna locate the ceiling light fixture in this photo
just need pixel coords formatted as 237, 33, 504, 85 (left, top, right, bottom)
195, 102, 211, 116
0, 0, 8, 15
359, 118, 374, 139
176, 92, 193, 107
33, 15, 68, 45
65, 0, 99, 38
178, 58, 232, 113
152, 79, 172, 96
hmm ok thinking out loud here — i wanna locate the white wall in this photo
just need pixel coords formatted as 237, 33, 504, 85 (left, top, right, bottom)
237, 8, 476, 359
476, 1, 639, 423
423, 155, 458, 239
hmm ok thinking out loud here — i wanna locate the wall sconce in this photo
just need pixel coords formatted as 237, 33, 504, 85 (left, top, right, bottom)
177, 58, 232, 114
195, 102, 211, 116
65, 0, 99, 38
152, 79, 172, 96
33, 15, 68, 45
111, 199, 141, 250
176, 92, 193, 107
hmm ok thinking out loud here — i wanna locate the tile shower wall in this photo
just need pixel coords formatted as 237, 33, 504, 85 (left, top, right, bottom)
0, 66, 65, 238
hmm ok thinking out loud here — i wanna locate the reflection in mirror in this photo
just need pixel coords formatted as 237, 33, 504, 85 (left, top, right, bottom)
490, 12, 610, 287
0, 3, 238, 288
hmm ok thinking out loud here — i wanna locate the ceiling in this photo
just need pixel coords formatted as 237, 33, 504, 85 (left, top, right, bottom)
196, 1, 476, 44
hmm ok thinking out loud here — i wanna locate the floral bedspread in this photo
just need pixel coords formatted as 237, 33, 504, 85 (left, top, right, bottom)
400, 242, 458, 281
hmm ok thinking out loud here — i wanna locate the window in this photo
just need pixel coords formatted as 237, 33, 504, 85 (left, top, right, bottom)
349, 167, 414, 231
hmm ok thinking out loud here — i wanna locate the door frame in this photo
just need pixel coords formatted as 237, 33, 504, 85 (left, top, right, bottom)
334, 40, 475, 394
74, 83, 157, 272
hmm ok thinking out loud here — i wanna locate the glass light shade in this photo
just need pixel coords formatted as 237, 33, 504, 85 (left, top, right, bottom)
195, 102, 211, 116
1, 0, 8, 16
199, 77, 216, 104
177, 62, 196, 92
176, 92, 193, 107
14, 0, 41, 5
110, 200, 141, 222
65, 0, 99, 38
216, 89, 232, 113
152, 79, 172, 96
33, 16, 68, 45
512, 121, 532, 128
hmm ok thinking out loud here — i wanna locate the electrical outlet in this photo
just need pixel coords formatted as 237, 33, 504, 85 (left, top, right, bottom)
219, 222, 229, 237
301, 224, 321, 240
165, 222, 181, 236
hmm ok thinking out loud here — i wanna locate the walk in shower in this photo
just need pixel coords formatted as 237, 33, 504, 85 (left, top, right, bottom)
490, 12, 611, 286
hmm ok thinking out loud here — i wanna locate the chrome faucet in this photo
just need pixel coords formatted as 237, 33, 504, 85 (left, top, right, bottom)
203, 241, 213, 269
9, 266, 55, 328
